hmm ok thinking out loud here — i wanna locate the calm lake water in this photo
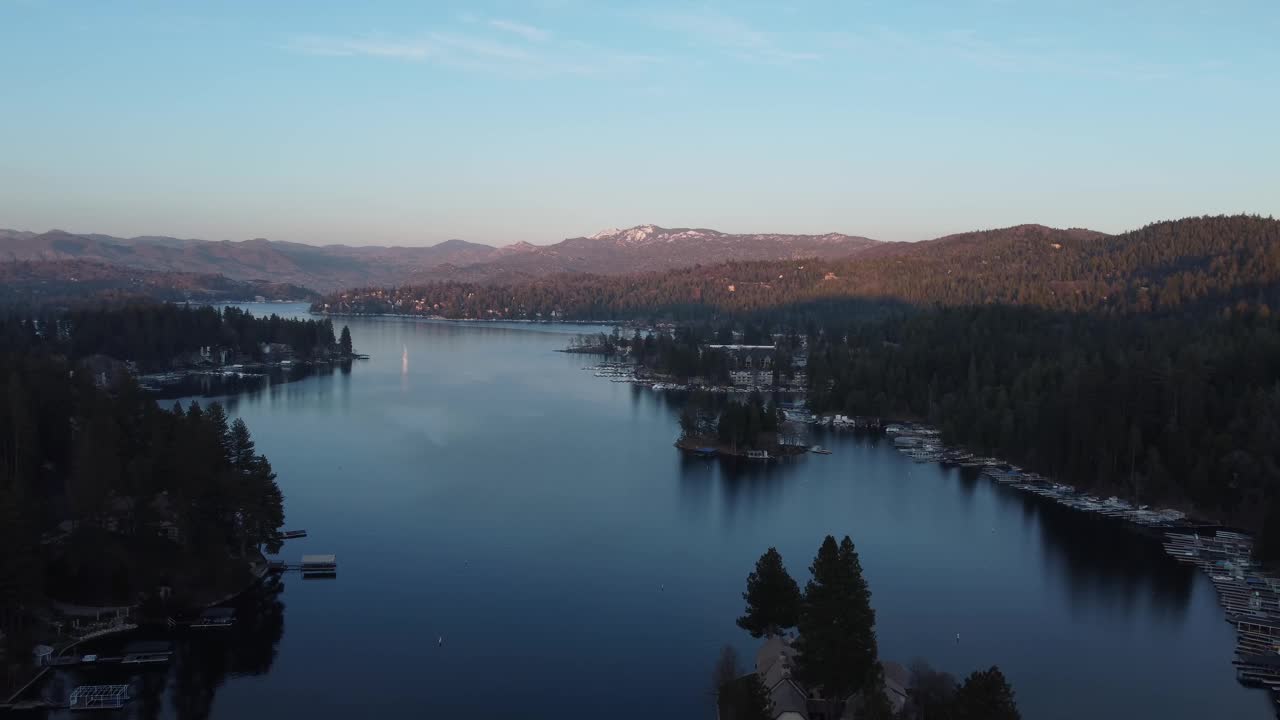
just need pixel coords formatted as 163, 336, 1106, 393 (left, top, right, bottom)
37, 304, 1270, 718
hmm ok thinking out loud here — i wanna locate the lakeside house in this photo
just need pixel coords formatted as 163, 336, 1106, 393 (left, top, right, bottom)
710, 345, 777, 387
720, 634, 909, 720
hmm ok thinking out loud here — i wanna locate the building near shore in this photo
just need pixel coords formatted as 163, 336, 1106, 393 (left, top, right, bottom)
721, 633, 910, 720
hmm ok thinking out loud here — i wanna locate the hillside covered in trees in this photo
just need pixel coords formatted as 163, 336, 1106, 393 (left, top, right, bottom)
316, 215, 1280, 321
0, 259, 316, 307
0, 348, 287, 667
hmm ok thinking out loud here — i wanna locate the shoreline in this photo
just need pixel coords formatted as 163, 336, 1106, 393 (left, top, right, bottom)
577, 353, 1226, 536
674, 435, 808, 459
310, 310, 628, 325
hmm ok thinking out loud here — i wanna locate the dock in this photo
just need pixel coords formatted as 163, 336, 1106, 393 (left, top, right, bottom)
1156, 529, 1280, 708
269, 554, 338, 576
166, 607, 236, 629
868, 419, 1280, 709
301, 554, 337, 576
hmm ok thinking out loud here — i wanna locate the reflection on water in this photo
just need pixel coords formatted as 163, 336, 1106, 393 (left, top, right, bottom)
150, 362, 353, 402
35, 304, 1266, 720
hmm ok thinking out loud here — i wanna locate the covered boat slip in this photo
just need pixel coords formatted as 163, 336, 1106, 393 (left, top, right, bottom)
69, 684, 130, 710
301, 554, 337, 576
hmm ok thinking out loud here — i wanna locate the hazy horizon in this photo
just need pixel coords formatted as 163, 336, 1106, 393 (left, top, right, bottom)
2, 0, 1276, 246
9, 213, 1274, 250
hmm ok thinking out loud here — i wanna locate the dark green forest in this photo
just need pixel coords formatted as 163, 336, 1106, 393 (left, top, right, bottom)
1, 303, 352, 371
0, 305, 325, 677
805, 304, 1280, 535
0, 348, 286, 659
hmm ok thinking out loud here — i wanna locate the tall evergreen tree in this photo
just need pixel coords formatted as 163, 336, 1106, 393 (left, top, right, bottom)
737, 547, 802, 637
952, 666, 1020, 720
737, 674, 774, 720
713, 644, 742, 696
339, 325, 353, 355
794, 535, 879, 711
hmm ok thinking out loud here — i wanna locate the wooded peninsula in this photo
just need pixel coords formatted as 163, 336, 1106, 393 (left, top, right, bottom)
0, 303, 357, 692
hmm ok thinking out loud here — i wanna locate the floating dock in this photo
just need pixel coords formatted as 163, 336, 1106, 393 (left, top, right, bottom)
301, 554, 337, 576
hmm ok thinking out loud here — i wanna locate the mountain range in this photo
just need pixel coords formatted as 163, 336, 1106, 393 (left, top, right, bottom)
316, 215, 1279, 320
0, 225, 882, 293
0, 259, 315, 306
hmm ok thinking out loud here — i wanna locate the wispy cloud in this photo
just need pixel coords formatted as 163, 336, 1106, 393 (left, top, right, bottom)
646, 10, 818, 64
286, 35, 439, 61
489, 19, 549, 42
844, 25, 1218, 82
284, 27, 660, 78
285, 32, 564, 73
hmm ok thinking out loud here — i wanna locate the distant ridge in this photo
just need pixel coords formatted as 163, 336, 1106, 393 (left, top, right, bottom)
0, 224, 884, 291
0, 259, 316, 306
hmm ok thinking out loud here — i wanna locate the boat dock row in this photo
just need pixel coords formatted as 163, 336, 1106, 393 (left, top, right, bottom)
1160, 530, 1280, 711
875, 419, 1278, 711
44, 641, 174, 669
880, 422, 1209, 531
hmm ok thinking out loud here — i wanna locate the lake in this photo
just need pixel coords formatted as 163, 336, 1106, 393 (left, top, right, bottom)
35, 304, 1270, 718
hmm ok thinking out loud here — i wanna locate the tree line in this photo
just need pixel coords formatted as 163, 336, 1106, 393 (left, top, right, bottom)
0, 303, 354, 371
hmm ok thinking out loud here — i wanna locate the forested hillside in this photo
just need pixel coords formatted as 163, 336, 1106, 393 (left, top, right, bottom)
0, 259, 315, 306
0, 351, 286, 653
805, 305, 1280, 534
318, 216, 1279, 321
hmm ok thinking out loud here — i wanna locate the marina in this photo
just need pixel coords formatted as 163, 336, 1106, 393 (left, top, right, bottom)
867, 420, 1280, 712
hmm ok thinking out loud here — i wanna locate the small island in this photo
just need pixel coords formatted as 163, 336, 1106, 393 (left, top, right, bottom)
675, 391, 808, 460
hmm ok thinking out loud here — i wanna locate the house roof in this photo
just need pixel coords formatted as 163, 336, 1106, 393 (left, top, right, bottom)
755, 634, 796, 676
770, 678, 809, 720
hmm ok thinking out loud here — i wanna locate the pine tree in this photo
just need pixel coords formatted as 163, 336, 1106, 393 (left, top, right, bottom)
794, 535, 879, 711
228, 419, 257, 471
679, 404, 702, 439
953, 666, 1020, 720
737, 547, 802, 637
738, 674, 774, 720
339, 325, 353, 355
712, 644, 741, 695
206, 402, 232, 457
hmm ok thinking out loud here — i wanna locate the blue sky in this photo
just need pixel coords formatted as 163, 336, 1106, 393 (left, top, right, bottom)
1, 0, 1276, 246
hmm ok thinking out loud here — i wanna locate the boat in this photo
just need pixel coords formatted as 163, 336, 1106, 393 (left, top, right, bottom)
810, 446, 832, 455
